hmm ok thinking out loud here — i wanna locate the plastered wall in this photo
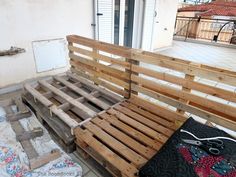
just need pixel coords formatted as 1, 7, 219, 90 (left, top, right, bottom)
0, 0, 94, 88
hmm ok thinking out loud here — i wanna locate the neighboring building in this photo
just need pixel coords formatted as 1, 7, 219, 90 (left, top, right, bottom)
0, 0, 179, 87
175, 0, 236, 44
178, 0, 236, 19
178, 0, 212, 7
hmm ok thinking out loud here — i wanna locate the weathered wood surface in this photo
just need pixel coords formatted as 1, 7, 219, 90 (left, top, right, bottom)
30, 149, 61, 170
3, 104, 39, 160
24, 74, 121, 133
2, 98, 61, 170
74, 100, 183, 177
16, 127, 43, 141
68, 35, 236, 131
67, 35, 131, 98
24, 94, 75, 153
24, 73, 122, 152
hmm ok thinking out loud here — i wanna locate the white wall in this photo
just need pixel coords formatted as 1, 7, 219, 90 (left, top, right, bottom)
0, 0, 94, 88
152, 0, 179, 49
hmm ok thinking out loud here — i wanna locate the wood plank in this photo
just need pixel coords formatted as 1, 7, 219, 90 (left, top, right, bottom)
7, 112, 32, 122
39, 80, 96, 117
67, 72, 123, 102
131, 86, 236, 131
50, 105, 80, 131
71, 60, 130, 89
107, 108, 168, 143
102, 113, 162, 150
70, 69, 128, 98
92, 116, 156, 159
114, 104, 173, 137
54, 76, 110, 110
121, 101, 176, 130
131, 75, 236, 119
129, 95, 187, 123
68, 45, 130, 69
74, 127, 138, 177
24, 83, 53, 107
14, 97, 29, 113
4, 105, 39, 160
16, 127, 43, 141
177, 74, 194, 114
132, 65, 236, 103
131, 52, 236, 86
69, 53, 129, 80
83, 121, 147, 167
67, 35, 131, 58
30, 149, 61, 170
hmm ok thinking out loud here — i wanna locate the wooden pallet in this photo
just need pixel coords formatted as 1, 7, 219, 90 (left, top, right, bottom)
74, 98, 187, 177
0, 96, 61, 170
23, 73, 123, 152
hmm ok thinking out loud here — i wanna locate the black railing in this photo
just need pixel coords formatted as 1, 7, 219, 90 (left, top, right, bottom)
175, 16, 236, 44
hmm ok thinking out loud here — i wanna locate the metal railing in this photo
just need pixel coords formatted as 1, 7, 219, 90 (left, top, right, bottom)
174, 16, 236, 44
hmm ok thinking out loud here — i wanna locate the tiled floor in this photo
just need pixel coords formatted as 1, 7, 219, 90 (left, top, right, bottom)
69, 152, 112, 177
157, 40, 236, 71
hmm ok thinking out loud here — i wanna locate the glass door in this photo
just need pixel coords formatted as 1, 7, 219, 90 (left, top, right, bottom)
123, 0, 135, 47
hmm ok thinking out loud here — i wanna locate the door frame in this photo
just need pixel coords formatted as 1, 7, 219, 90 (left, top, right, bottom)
94, 0, 142, 48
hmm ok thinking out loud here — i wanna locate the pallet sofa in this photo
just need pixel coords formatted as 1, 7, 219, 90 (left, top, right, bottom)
24, 35, 236, 177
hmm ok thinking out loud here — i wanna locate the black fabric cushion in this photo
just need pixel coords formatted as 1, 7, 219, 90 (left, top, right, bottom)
139, 118, 236, 177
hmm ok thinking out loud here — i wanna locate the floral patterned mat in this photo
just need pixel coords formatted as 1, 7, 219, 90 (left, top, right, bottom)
0, 106, 82, 177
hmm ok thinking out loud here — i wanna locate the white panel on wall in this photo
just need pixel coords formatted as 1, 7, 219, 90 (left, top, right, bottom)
32, 39, 67, 73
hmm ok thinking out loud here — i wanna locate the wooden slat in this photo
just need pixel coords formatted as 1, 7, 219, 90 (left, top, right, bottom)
4, 106, 39, 160
177, 74, 195, 114
30, 149, 61, 170
14, 97, 29, 113
131, 85, 236, 131
67, 72, 123, 102
24, 83, 53, 107
132, 52, 236, 86
16, 128, 43, 141
71, 60, 129, 89
68, 45, 130, 69
83, 121, 147, 167
39, 80, 96, 118
92, 116, 156, 159
103, 113, 162, 150
67, 35, 131, 58
131, 75, 236, 119
50, 105, 80, 130
69, 53, 129, 80
129, 95, 187, 123
108, 108, 168, 143
74, 128, 138, 177
131, 65, 236, 103
54, 76, 110, 110
70, 68, 128, 98
114, 104, 173, 137
121, 101, 176, 130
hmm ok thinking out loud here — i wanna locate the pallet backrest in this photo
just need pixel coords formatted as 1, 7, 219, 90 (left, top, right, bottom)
67, 35, 236, 131
67, 35, 131, 98
130, 51, 236, 131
